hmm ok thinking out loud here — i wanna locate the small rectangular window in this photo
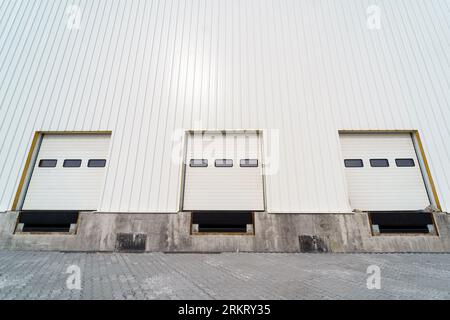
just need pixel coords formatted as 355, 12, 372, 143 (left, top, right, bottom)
370, 159, 389, 167
395, 158, 415, 167
63, 159, 82, 168
88, 159, 107, 167
344, 159, 363, 168
240, 159, 258, 167
189, 159, 208, 167
38, 159, 57, 168
215, 159, 233, 167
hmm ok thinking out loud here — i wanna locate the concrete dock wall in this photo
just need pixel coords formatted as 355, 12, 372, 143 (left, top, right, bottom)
0, 211, 449, 252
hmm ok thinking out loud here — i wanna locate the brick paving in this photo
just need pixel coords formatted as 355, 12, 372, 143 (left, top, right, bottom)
0, 251, 448, 299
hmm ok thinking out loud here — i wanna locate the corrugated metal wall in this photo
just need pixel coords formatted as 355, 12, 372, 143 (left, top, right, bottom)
0, 0, 449, 213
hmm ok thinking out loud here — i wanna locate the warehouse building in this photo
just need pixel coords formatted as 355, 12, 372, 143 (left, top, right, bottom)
0, 0, 449, 252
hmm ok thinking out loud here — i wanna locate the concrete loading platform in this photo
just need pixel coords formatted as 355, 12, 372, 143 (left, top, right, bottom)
1, 211, 449, 253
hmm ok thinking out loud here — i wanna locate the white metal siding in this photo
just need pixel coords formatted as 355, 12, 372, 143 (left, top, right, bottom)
340, 133, 430, 211
22, 134, 110, 210
183, 132, 264, 211
0, 1, 449, 213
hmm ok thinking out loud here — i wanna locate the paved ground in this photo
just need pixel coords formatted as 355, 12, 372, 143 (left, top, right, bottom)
0, 251, 449, 299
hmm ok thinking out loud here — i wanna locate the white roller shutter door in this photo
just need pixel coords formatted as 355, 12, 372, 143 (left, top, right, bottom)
22, 134, 111, 211
340, 133, 430, 211
183, 132, 264, 211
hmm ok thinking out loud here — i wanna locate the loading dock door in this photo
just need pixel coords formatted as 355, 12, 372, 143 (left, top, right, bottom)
183, 132, 264, 211
340, 133, 430, 211
22, 134, 111, 211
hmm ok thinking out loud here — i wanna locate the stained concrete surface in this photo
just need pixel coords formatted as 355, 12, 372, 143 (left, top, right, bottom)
1, 211, 450, 252
0, 251, 449, 299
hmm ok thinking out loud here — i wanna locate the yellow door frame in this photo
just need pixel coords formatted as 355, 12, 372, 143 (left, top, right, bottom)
338, 129, 442, 211
12, 131, 112, 211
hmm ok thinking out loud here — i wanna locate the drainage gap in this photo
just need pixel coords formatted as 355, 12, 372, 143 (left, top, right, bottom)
16, 211, 78, 233
191, 211, 254, 234
369, 211, 435, 235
